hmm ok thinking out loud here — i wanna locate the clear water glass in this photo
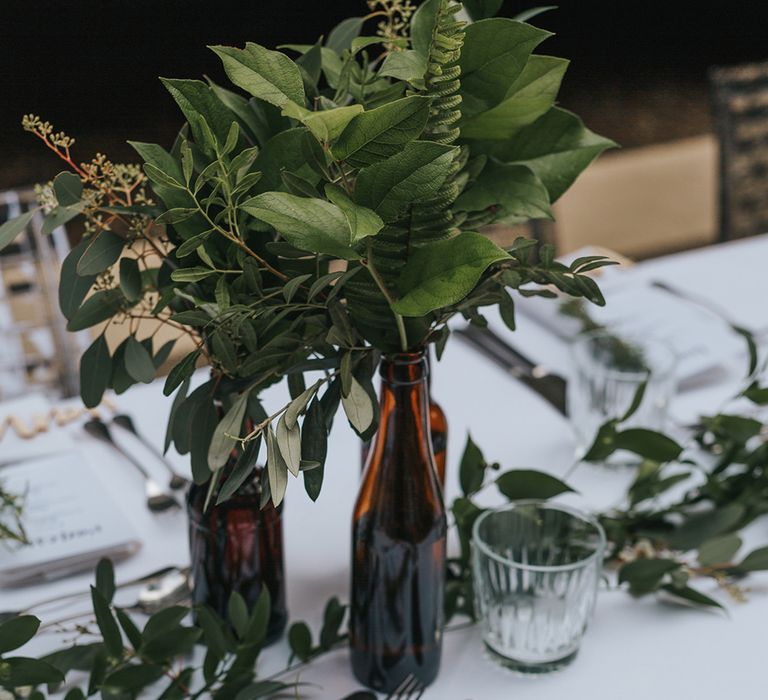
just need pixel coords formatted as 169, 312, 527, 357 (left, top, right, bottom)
568, 331, 677, 460
472, 501, 605, 674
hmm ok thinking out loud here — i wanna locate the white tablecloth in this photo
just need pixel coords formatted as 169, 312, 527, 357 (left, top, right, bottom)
6, 234, 768, 699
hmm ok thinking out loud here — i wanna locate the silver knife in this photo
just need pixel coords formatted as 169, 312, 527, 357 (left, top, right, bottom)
457, 325, 569, 416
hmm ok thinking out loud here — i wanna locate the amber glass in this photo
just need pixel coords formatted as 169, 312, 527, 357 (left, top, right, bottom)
361, 355, 448, 486
350, 350, 447, 692
429, 397, 448, 486
187, 461, 287, 644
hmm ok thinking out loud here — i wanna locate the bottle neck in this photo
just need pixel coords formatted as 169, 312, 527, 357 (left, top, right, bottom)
379, 350, 429, 426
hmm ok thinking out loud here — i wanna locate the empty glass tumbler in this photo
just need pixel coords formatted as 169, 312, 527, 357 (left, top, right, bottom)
472, 501, 605, 673
568, 330, 677, 459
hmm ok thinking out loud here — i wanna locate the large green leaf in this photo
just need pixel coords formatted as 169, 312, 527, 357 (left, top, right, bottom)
480, 107, 617, 202
242, 192, 372, 260
393, 232, 509, 316
0, 211, 33, 253
282, 102, 363, 143
326, 16, 365, 54
455, 161, 552, 222
460, 55, 568, 140
355, 141, 457, 222
161, 78, 236, 149
77, 231, 125, 275
324, 184, 384, 242
459, 19, 551, 117
379, 50, 427, 86
80, 335, 111, 408
330, 95, 432, 167
410, 0, 440, 56
210, 43, 305, 108
252, 127, 320, 193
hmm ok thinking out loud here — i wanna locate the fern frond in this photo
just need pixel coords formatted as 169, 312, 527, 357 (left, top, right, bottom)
345, 0, 467, 351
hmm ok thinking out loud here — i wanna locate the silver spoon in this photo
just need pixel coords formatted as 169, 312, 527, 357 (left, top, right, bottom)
112, 414, 188, 490
33, 567, 192, 633
84, 419, 179, 512
0, 565, 187, 623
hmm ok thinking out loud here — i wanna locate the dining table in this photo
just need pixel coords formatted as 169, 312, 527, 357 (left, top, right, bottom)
4, 233, 768, 699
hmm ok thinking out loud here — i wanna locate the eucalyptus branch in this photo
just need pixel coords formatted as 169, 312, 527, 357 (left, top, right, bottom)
186, 186, 289, 283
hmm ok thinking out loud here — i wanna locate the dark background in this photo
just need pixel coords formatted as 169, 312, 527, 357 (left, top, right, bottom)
3, 1, 767, 188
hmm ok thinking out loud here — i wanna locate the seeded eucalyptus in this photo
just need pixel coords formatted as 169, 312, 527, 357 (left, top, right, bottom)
1, 0, 615, 505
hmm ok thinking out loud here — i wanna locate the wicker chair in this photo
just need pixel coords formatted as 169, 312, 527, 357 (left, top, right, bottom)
710, 60, 768, 241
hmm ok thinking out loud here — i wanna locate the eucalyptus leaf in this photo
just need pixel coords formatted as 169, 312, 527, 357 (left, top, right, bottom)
208, 391, 250, 471
119, 257, 143, 301
276, 413, 302, 477
496, 469, 575, 500
341, 376, 375, 434
618, 558, 680, 596
698, 534, 742, 567
0, 616, 41, 654
301, 399, 327, 501
77, 231, 125, 275
459, 434, 486, 496
266, 425, 289, 506
124, 336, 156, 384
0, 211, 34, 252
80, 335, 111, 409
736, 546, 768, 573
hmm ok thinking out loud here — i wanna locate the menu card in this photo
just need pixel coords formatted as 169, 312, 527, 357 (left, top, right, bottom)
0, 451, 140, 586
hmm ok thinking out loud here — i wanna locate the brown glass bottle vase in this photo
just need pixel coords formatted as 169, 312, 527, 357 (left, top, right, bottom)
350, 350, 447, 692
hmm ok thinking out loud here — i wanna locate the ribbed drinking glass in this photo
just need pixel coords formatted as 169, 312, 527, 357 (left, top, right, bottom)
472, 501, 605, 674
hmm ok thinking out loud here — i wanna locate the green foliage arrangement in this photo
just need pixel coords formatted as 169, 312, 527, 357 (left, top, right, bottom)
0, 0, 615, 507
0, 559, 348, 699
5, 344, 768, 696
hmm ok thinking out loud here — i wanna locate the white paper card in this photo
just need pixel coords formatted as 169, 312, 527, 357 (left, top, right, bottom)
0, 451, 140, 586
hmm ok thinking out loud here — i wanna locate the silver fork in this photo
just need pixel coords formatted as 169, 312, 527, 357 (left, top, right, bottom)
386, 675, 426, 700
